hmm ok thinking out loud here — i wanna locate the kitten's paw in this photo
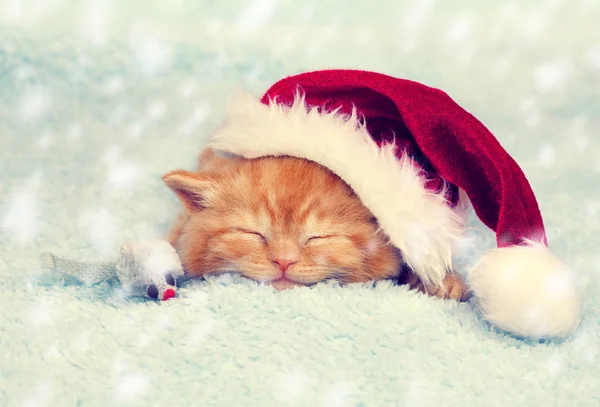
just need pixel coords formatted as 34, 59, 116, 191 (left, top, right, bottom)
428, 274, 470, 302
404, 272, 470, 302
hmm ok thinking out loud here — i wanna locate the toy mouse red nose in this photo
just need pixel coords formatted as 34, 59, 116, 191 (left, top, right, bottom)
162, 288, 176, 301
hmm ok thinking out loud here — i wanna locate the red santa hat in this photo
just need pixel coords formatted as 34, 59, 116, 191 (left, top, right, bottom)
208, 69, 581, 338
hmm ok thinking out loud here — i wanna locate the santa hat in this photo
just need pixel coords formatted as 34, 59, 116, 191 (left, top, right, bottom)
207, 69, 581, 339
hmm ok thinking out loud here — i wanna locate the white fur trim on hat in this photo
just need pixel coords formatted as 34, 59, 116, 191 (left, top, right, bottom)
468, 240, 581, 338
208, 93, 463, 289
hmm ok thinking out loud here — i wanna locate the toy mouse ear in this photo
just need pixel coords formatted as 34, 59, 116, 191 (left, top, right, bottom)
162, 170, 218, 212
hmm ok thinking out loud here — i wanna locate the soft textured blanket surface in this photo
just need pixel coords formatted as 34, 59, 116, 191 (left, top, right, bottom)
1, 1, 599, 406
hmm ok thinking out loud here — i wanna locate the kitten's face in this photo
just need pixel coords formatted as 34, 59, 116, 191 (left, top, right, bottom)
163, 151, 400, 289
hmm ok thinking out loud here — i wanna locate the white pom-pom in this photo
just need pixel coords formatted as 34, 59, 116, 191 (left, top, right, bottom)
468, 242, 581, 338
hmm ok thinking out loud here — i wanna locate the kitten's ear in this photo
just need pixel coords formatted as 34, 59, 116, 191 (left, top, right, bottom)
162, 170, 217, 212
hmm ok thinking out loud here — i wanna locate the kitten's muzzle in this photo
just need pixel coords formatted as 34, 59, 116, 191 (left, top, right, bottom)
271, 258, 298, 273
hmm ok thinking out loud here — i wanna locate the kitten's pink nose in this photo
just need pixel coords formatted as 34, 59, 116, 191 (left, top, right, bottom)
272, 259, 297, 273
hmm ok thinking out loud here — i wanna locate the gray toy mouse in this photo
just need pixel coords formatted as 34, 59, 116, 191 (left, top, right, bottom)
41, 240, 184, 301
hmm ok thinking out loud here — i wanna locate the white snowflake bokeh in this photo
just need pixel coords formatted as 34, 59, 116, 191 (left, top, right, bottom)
403, 377, 429, 407
178, 103, 210, 137
37, 131, 55, 150
178, 78, 198, 99
586, 46, 600, 69
183, 318, 216, 347
320, 381, 352, 407
80, 1, 111, 45
533, 57, 571, 93
78, 207, 121, 256
110, 357, 151, 403
129, 22, 172, 76
19, 88, 50, 121
19, 381, 54, 407
2, 172, 43, 244
272, 368, 312, 404
236, 0, 278, 36
27, 299, 59, 328
546, 352, 565, 377
538, 144, 557, 168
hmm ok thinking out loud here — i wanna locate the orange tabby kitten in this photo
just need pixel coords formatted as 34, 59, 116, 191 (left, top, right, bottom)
163, 149, 468, 300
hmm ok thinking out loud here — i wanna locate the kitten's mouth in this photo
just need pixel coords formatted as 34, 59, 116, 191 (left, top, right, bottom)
270, 277, 301, 291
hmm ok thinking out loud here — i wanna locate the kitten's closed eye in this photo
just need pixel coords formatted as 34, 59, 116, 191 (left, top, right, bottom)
306, 235, 331, 242
235, 229, 336, 246
305, 235, 336, 245
235, 228, 268, 243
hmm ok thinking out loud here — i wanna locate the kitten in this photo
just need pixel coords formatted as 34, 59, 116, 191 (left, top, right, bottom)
163, 148, 468, 300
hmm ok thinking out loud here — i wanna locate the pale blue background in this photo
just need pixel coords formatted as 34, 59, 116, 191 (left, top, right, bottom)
1, 1, 599, 406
